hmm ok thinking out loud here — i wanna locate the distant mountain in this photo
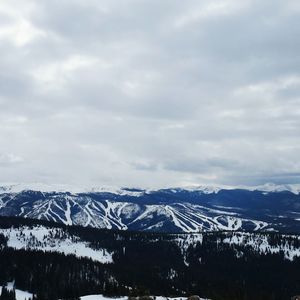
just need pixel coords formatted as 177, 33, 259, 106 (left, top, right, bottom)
0, 183, 300, 233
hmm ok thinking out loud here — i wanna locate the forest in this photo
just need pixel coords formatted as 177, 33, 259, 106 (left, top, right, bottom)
0, 216, 300, 300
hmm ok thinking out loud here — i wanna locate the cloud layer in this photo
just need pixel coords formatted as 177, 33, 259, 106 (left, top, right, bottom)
0, 0, 300, 187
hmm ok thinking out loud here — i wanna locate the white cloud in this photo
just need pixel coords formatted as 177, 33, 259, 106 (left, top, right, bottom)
0, 1, 45, 46
0, 18, 46, 46
174, 0, 250, 28
0, 0, 299, 187
0, 153, 23, 164
31, 55, 100, 90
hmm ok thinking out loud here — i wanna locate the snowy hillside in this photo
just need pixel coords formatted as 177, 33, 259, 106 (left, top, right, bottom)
1, 220, 300, 262
1, 217, 300, 300
0, 225, 113, 263
1, 184, 300, 233
222, 232, 300, 260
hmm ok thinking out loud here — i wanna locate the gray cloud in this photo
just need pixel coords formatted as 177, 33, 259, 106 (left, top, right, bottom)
0, 0, 300, 188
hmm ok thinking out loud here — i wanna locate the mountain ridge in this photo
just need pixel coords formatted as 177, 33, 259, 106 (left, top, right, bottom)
1, 185, 300, 233
1, 182, 300, 195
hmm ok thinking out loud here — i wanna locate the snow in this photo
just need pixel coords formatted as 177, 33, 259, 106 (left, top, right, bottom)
172, 233, 203, 266
248, 183, 300, 195
0, 288, 209, 300
0, 225, 114, 263
1, 182, 300, 195
81, 295, 127, 300
0, 287, 210, 300
0, 183, 83, 194
165, 205, 195, 232
65, 198, 72, 225
171, 231, 300, 262
0, 182, 298, 234
223, 232, 300, 261
170, 185, 226, 194
0, 183, 147, 196
80, 295, 209, 300
15, 289, 33, 300
0, 284, 33, 300
0, 192, 275, 233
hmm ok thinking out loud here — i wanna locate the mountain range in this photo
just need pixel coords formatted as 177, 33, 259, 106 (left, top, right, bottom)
1, 183, 300, 233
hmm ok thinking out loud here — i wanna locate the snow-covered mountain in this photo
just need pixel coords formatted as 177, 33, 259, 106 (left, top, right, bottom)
1, 182, 300, 195
1, 183, 300, 233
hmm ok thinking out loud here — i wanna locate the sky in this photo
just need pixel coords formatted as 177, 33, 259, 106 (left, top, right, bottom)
0, 0, 300, 188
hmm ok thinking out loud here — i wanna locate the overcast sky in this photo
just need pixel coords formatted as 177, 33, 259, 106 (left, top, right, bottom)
0, 0, 300, 188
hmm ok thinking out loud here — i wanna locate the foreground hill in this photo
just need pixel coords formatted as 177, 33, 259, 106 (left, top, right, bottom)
0, 216, 300, 300
1, 184, 300, 233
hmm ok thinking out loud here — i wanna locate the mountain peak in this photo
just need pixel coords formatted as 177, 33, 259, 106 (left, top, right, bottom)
0, 182, 300, 195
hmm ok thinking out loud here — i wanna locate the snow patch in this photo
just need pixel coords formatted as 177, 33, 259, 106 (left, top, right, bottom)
80, 295, 209, 300
0, 284, 33, 300
0, 225, 113, 263
223, 232, 300, 261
